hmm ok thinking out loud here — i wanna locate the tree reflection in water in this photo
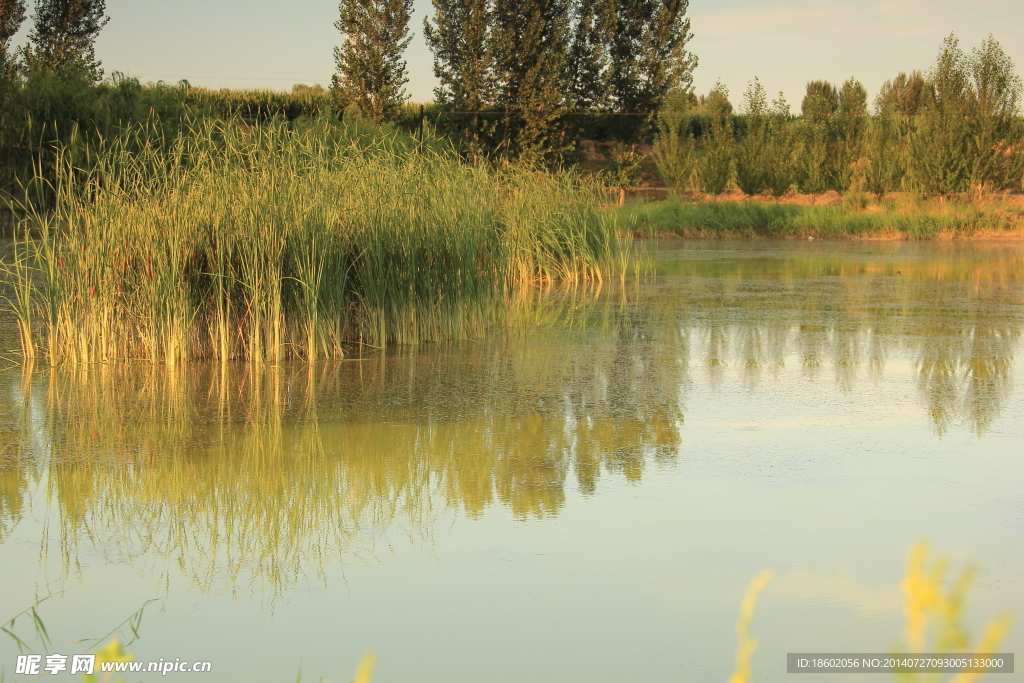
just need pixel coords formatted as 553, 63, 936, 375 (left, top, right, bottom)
0, 242, 1019, 593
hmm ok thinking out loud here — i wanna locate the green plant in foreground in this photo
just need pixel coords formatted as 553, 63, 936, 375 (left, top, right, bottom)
897, 542, 1012, 683
1, 545, 1009, 682
726, 569, 774, 683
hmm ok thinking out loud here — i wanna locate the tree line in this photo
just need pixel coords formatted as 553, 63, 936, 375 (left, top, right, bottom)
1, 0, 695, 163
336, 0, 695, 158
654, 35, 1024, 196
1, 1, 1022, 199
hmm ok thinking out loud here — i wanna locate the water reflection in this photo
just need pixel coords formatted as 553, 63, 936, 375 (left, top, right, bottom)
652, 245, 1022, 434
0, 242, 1021, 595
3, 341, 686, 594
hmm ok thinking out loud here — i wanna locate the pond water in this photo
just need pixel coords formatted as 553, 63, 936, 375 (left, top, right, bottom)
1, 240, 1022, 682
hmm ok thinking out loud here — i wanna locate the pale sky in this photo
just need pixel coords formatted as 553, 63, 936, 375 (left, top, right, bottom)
9, 0, 1024, 112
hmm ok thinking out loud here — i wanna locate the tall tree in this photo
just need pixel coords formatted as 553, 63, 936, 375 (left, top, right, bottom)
906, 33, 1023, 194
698, 80, 732, 115
801, 80, 838, 118
966, 35, 1022, 191
488, 0, 570, 158
27, 0, 108, 78
971, 34, 1022, 118
332, 0, 413, 123
423, 0, 492, 110
564, 0, 614, 110
838, 78, 867, 116
606, 0, 695, 114
832, 77, 868, 191
0, 0, 26, 70
874, 71, 925, 117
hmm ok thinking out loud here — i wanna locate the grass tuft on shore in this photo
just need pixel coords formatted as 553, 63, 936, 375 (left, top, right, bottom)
617, 195, 1024, 240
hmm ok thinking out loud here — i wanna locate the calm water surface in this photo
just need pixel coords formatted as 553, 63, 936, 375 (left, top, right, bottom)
1, 240, 1022, 682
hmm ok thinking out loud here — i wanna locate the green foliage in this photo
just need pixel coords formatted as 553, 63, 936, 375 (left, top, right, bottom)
791, 116, 829, 193
617, 195, 1024, 239
875, 71, 925, 117
0, 72, 201, 206
861, 112, 911, 194
420, 0, 696, 158
830, 78, 868, 191
735, 79, 795, 195
606, 0, 696, 119
909, 34, 1024, 194
801, 80, 838, 118
838, 78, 867, 116
698, 85, 735, 194
698, 80, 732, 115
565, 0, 614, 110
0, 0, 25, 70
734, 78, 768, 194
25, 0, 108, 80
423, 0, 492, 110
653, 88, 697, 192
8, 118, 616, 363
650, 34, 1022, 197
489, 0, 571, 160
602, 142, 644, 188
332, 0, 413, 123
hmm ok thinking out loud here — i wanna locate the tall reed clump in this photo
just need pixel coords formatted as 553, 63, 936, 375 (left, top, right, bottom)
7, 118, 614, 365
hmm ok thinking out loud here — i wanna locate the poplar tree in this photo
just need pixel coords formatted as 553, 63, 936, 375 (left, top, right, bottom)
965, 35, 1022, 191
911, 34, 975, 193
875, 71, 925, 117
838, 78, 867, 116
488, 0, 570, 158
423, 0, 491, 110
906, 33, 1023, 193
699, 81, 734, 194
27, 0, 108, 78
606, 0, 695, 115
565, 0, 615, 110
0, 0, 26, 71
332, 0, 413, 123
801, 80, 838, 118
698, 81, 732, 115
833, 78, 868, 191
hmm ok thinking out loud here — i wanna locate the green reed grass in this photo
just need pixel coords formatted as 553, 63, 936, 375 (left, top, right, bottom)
5, 118, 615, 364
617, 196, 1024, 239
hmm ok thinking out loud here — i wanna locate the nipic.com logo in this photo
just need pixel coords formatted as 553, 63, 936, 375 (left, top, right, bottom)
15, 654, 213, 676
16, 654, 96, 675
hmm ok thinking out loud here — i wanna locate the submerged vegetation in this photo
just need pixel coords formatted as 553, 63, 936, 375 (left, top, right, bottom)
3, 118, 615, 364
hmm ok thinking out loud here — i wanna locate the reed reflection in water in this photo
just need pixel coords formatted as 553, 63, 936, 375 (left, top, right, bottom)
0, 240, 1021, 600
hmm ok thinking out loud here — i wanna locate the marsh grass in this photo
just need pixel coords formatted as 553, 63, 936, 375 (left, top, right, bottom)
4, 118, 615, 364
617, 195, 1024, 239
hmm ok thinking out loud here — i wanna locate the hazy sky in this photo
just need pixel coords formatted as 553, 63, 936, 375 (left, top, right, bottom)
9, 0, 1024, 111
